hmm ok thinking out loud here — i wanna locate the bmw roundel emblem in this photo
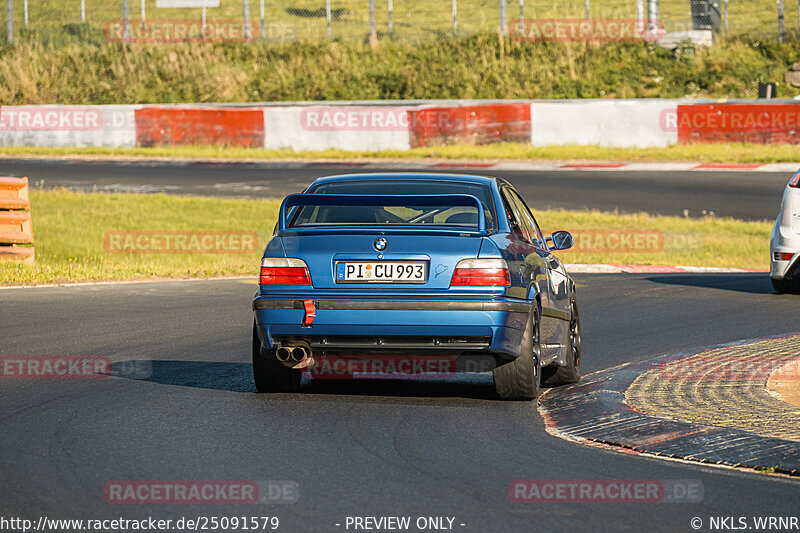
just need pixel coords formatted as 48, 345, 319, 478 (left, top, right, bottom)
373, 238, 388, 252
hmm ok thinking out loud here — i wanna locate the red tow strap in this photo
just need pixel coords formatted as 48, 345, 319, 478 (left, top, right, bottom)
303, 299, 316, 327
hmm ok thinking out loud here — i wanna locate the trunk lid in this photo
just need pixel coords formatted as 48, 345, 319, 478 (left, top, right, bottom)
281, 230, 483, 290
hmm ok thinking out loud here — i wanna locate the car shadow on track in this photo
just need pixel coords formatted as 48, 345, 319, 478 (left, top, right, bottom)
645, 273, 775, 295
112, 360, 500, 401
300, 374, 498, 401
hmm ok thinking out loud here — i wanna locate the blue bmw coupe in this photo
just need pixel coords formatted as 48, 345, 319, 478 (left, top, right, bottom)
252, 173, 581, 400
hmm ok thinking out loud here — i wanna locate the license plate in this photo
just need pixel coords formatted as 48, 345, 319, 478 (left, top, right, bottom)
336, 262, 426, 283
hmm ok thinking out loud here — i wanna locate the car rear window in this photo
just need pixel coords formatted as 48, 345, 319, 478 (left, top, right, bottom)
290, 180, 496, 230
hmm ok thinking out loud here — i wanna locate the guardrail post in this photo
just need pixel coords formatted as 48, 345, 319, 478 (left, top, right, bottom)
499, 0, 506, 34
388, 0, 392, 33
778, 0, 785, 42
636, 0, 644, 32
647, 0, 659, 32
326, 0, 331, 37
260, 0, 265, 39
369, 0, 376, 43
452, 0, 457, 33
243, 0, 251, 40
6, 0, 13, 44
81, 0, 86, 22
724, 0, 729, 30
123, 0, 130, 42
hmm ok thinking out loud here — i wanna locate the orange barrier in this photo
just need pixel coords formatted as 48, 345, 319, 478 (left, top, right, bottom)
0, 245, 35, 264
134, 107, 265, 148
0, 211, 34, 243
0, 177, 34, 265
408, 103, 531, 148
677, 103, 800, 144
0, 177, 31, 210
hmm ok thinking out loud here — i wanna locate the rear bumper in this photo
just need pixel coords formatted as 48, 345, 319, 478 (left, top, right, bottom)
770, 215, 800, 279
253, 296, 531, 361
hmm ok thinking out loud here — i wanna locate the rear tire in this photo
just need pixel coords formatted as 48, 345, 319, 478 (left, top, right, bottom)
541, 294, 582, 387
493, 306, 541, 401
252, 323, 301, 393
771, 277, 800, 294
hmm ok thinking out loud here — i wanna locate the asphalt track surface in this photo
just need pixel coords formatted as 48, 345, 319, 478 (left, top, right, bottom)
0, 157, 789, 220
1, 160, 798, 530
2, 273, 799, 532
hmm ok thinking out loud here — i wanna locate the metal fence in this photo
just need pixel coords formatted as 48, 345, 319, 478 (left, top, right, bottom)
1, 0, 796, 45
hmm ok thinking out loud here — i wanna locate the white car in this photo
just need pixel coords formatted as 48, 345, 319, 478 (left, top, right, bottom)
770, 169, 800, 293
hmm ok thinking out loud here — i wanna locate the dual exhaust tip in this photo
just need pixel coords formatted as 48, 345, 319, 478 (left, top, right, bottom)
276, 345, 311, 364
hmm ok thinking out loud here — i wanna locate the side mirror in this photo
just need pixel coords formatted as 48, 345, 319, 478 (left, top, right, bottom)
549, 230, 574, 251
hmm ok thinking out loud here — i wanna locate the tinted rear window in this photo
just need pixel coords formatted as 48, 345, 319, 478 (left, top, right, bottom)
290, 180, 496, 230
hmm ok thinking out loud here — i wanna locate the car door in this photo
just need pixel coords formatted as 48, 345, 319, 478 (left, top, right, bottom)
500, 187, 558, 364
513, 190, 571, 362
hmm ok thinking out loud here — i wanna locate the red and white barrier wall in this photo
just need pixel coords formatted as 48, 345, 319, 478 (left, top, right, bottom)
263, 106, 413, 151
0, 105, 138, 148
530, 99, 680, 148
1, 100, 799, 151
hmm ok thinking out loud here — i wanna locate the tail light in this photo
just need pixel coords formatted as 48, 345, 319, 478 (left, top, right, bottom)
789, 170, 800, 188
260, 258, 312, 285
451, 259, 510, 286
775, 252, 794, 261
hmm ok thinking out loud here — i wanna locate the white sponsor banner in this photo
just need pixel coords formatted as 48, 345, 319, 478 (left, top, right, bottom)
156, 0, 220, 8
0, 106, 137, 149
264, 107, 412, 151
530, 100, 680, 148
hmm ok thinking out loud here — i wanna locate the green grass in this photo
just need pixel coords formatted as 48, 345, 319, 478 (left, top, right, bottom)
2, 141, 799, 164
544, 208, 770, 269
1, 34, 800, 104
0, 0, 787, 45
0, 190, 771, 286
0, 190, 279, 285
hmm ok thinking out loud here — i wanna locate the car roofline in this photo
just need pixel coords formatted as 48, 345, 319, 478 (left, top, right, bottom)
309, 172, 500, 187
303, 172, 511, 234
